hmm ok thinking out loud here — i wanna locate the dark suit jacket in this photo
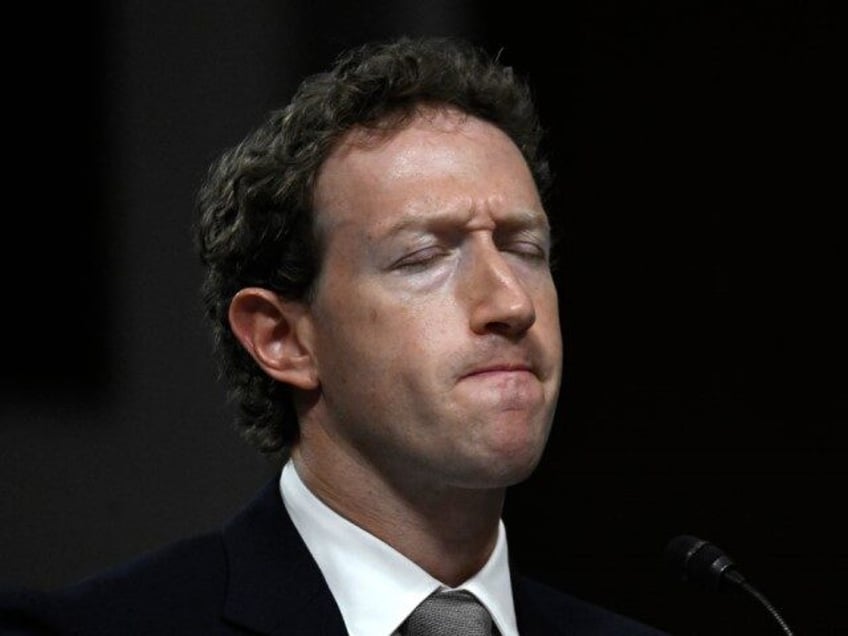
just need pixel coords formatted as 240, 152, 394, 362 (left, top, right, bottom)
1, 478, 668, 635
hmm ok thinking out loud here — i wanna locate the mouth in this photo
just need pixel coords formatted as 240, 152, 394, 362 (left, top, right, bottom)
461, 363, 535, 379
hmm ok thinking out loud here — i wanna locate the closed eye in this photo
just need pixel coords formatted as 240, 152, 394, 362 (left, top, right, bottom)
502, 240, 549, 263
392, 246, 449, 270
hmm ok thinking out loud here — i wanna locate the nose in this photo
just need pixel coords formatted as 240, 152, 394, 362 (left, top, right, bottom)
464, 242, 536, 337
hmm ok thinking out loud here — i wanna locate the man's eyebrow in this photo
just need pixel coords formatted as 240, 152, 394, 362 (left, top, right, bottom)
377, 205, 550, 239
493, 208, 551, 233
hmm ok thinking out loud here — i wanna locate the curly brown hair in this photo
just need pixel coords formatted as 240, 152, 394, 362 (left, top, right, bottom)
194, 35, 553, 453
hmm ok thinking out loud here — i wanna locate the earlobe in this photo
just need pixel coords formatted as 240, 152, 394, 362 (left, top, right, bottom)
228, 288, 319, 390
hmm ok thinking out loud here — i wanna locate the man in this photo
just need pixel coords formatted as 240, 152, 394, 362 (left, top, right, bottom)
1, 36, 667, 635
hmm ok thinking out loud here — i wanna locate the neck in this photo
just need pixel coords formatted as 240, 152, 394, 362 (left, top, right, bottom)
291, 428, 505, 587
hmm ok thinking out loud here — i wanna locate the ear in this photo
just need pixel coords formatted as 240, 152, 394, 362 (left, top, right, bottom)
228, 287, 319, 391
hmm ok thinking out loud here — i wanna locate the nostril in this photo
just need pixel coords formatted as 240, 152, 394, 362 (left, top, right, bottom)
481, 301, 535, 337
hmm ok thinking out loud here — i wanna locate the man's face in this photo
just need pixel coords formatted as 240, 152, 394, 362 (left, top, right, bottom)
304, 108, 562, 491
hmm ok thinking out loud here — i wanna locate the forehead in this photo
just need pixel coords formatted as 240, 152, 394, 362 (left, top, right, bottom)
313, 108, 543, 236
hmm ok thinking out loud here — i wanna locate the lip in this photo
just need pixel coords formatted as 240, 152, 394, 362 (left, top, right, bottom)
461, 363, 535, 379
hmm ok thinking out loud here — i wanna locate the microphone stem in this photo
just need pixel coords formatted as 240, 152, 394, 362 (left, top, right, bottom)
737, 580, 794, 636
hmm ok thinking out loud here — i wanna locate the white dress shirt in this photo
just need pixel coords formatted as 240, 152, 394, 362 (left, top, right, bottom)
280, 460, 519, 636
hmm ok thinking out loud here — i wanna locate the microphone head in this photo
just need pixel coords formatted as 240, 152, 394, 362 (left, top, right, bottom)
665, 534, 743, 591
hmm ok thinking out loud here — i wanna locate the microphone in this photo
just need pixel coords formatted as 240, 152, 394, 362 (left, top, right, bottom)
664, 535, 794, 635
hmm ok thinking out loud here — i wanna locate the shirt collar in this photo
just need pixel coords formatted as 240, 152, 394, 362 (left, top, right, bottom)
280, 459, 518, 636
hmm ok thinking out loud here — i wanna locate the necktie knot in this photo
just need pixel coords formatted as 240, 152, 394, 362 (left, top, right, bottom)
403, 590, 493, 636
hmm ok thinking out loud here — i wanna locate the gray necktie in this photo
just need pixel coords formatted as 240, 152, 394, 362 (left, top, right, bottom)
403, 590, 494, 636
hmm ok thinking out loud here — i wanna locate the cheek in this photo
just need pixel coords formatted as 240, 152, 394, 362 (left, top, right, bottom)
537, 281, 561, 329
540, 302, 562, 348
322, 299, 415, 370
317, 275, 462, 372
368, 307, 452, 399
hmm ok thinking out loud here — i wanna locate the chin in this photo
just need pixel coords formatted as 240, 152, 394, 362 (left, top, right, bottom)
458, 462, 541, 491
493, 411, 551, 452
465, 438, 548, 489
499, 450, 546, 486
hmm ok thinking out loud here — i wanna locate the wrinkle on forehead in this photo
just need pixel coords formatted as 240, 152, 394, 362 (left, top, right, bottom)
376, 195, 548, 239
313, 106, 539, 240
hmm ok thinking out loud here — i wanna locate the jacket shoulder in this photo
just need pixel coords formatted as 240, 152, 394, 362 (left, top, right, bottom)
514, 575, 670, 636
1, 532, 228, 635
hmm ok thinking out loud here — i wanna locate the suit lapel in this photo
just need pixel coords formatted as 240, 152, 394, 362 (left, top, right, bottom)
221, 478, 348, 635
220, 478, 581, 636
512, 574, 568, 635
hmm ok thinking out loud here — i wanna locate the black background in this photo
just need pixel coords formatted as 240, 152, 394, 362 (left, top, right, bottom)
2, 2, 844, 634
